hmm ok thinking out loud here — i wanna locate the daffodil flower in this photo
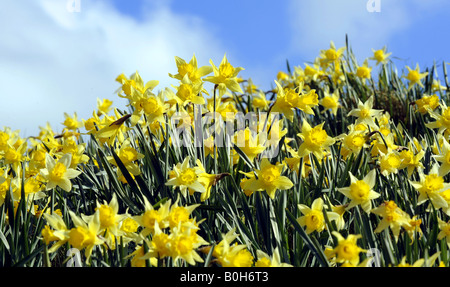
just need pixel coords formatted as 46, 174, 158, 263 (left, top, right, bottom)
168, 54, 213, 84
255, 247, 293, 267
336, 129, 368, 159
62, 112, 82, 131
426, 102, 450, 135
337, 170, 380, 213
409, 163, 450, 211
378, 150, 403, 176
174, 74, 207, 106
165, 156, 206, 196
369, 47, 391, 65
297, 119, 335, 160
233, 128, 266, 162
297, 197, 340, 234
432, 138, 450, 176
83, 194, 129, 248
252, 90, 271, 110
415, 94, 439, 115
404, 64, 428, 91
242, 158, 294, 199
438, 218, 450, 248
207, 228, 254, 267
330, 232, 365, 267
355, 59, 372, 83
42, 212, 70, 253
399, 143, 425, 177
319, 90, 340, 116
347, 96, 383, 128
397, 252, 440, 267
320, 41, 345, 65
40, 153, 82, 192
204, 54, 244, 97
371, 201, 411, 242
134, 197, 171, 237
67, 210, 104, 264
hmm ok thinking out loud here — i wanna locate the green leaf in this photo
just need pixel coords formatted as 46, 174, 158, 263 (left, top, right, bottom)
286, 209, 329, 267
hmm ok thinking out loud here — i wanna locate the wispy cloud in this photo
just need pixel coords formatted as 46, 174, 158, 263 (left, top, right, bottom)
0, 0, 227, 136
287, 0, 447, 64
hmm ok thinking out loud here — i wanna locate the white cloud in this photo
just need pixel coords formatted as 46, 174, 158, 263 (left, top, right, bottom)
0, 0, 227, 137
287, 0, 447, 64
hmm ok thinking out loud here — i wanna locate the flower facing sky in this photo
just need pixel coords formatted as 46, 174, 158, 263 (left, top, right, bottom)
297, 119, 335, 160
337, 170, 380, 213
40, 153, 82, 192
204, 54, 244, 97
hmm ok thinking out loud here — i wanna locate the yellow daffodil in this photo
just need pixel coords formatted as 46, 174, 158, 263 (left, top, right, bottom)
42, 212, 70, 253
431, 79, 447, 93
86, 194, 128, 248
1, 142, 28, 173
347, 96, 383, 127
168, 54, 213, 84
336, 129, 368, 159
255, 247, 293, 267
371, 201, 411, 242
165, 156, 206, 196
233, 128, 266, 162
96, 98, 113, 116
409, 163, 450, 211
297, 197, 340, 234
252, 90, 271, 110
337, 170, 380, 213
297, 119, 335, 160
397, 252, 440, 267
320, 90, 340, 116
40, 153, 82, 192
330, 232, 365, 266
94, 110, 129, 146
355, 59, 372, 83
204, 54, 244, 97
370, 47, 391, 65
320, 41, 345, 65
296, 89, 319, 115
167, 223, 208, 266
174, 74, 206, 106
378, 150, 402, 176
426, 102, 450, 135
107, 138, 144, 176
209, 229, 254, 267
433, 138, 450, 176
415, 94, 439, 115
404, 216, 423, 243
325, 198, 347, 230
399, 143, 425, 177
242, 158, 293, 199
62, 112, 83, 131
404, 64, 428, 90
67, 210, 104, 264
271, 81, 299, 121
302, 62, 324, 82
438, 218, 450, 248
194, 159, 218, 202
134, 197, 171, 236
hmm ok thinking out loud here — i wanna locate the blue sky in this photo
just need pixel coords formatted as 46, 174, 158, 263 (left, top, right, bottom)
1, 0, 449, 137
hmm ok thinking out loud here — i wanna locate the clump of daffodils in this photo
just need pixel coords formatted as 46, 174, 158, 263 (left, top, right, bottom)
4, 41, 450, 268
